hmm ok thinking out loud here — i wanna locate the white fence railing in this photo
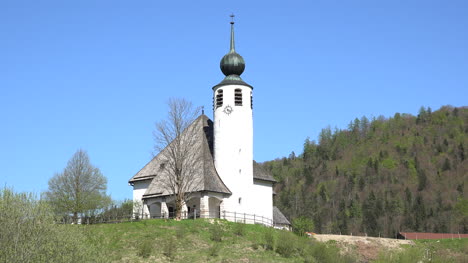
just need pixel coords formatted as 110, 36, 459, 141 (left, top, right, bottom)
138, 209, 273, 227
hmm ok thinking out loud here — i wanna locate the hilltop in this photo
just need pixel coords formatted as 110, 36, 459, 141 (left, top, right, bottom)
1, 185, 466, 262
265, 105, 467, 237
67, 219, 468, 262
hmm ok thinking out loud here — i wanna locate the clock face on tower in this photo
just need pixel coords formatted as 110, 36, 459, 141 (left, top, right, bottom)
223, 105, 233, 115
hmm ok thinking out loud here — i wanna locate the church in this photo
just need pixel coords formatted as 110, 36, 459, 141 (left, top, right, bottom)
128, 19, 290, 229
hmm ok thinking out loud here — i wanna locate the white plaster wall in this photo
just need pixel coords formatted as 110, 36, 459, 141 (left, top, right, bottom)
250, 180, 273, 225
213, 84, 253, 216
132, 180, 151, 217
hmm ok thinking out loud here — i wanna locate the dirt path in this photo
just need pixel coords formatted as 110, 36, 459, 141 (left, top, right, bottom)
312, 234, 414, 262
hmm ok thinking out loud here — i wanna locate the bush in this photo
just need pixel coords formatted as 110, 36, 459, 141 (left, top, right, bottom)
210, 222, 223, 242
262, 228, 276, 250
137, 240, 152, 258
275, 231, 298, 257
208, 243, 221, 257
292, 216, 315, 236
251, 242, 260, 250
307, 241, 342, 263
233, 222, 246, 236
162, 236, 177, 261
0, 188, 107, 263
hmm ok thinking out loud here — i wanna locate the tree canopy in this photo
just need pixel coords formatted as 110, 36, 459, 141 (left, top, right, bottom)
152, 98, 201, 220
45, 149, 110, 222
266, 105, 468, 237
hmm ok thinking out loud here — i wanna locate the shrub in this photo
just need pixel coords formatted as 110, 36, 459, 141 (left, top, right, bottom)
292, 216, 314, 236
208, 243, 221, 257
137, 240, 152, 258
251, 242, 259, 250
262, 228, 276, 250
210, 222, 223, 242
275, 231, 298, 257
233, 222, 246, 236
0, 188, 106, 263
162, 236, 177, 261
307, 241, 342, 263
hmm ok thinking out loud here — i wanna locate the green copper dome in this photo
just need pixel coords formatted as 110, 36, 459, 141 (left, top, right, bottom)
220, 21, 245, 76
213, 17, 252, 90
220, 52, 245, 76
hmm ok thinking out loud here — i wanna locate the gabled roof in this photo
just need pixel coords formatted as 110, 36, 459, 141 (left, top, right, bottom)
131, 115, 231, 198
130, 114, 275, 198
253, 161, 276, 183
273, 206, 291, 225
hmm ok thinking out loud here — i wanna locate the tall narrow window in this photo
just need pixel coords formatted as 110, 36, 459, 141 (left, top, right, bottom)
234, 89, 242, 106
250, 91, 253, 109
216, 89, 223, 108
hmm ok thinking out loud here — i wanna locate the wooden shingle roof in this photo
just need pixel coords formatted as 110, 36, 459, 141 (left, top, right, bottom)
253, 161, 276, 183
129, 115, 231, 197
129, 114, 275, 198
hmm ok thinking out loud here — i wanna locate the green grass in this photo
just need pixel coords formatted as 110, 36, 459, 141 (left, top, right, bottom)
69, 219, 468, 262
74, 219, 354, 263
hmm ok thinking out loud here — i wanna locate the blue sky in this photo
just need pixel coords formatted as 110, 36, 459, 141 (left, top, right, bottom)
1, 0, 467, 201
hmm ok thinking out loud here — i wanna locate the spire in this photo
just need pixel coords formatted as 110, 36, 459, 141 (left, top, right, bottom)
230, 14, 235, 52
214, 14, 252, 90
220, 14, 245, 77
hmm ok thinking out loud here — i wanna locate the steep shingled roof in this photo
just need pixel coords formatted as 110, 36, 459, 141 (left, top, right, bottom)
273, 206, 291, 225
129, 114, 275, 198
130, 115, 231, 197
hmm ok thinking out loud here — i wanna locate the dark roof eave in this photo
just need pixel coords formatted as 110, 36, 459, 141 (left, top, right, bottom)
143, 190, 232, 200
212, 78, 253, 90
253, 177, 276, 183
129, 176, 155, 184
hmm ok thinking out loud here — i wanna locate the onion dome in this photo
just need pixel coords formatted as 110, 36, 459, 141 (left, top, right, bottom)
214, 15, 252, 90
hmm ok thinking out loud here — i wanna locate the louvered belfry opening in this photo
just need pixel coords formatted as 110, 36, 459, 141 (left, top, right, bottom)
234, 89, 242, 106
250, 91, 253, 109
216, 89, 223, 108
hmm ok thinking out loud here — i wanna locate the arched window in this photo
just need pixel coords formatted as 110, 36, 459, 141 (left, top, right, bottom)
216, 89, 223, 108
234, 89, 242, 106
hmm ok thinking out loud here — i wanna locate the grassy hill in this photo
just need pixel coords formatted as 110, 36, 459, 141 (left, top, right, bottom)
1, 186, 466, 263
73, 219, 468, 263
265, 105, 468, 237
80, 219, 354, 262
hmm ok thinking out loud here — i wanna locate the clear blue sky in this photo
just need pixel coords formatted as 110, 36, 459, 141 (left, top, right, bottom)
1, 0, 467, 201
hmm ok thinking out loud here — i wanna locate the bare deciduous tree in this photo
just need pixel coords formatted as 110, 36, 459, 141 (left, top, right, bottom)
153, 98, 201, 220
45, 149, 111, 223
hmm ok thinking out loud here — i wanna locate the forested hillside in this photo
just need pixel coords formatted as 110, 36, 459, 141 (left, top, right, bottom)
265, 105, 468, 237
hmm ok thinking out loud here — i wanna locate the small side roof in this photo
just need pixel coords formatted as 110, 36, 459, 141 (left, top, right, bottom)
273, 206, 291, 225
128, 154, 162, 184
253, 161, 276, 183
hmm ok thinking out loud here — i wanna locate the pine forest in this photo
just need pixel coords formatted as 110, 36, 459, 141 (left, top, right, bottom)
266, 105, 468, 237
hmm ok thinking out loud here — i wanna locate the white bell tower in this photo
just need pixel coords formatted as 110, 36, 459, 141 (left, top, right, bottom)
213, 16, 253, 216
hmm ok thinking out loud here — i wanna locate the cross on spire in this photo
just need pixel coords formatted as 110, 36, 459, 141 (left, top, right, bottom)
229, 14, 236, 52
230, 13, 235, 24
